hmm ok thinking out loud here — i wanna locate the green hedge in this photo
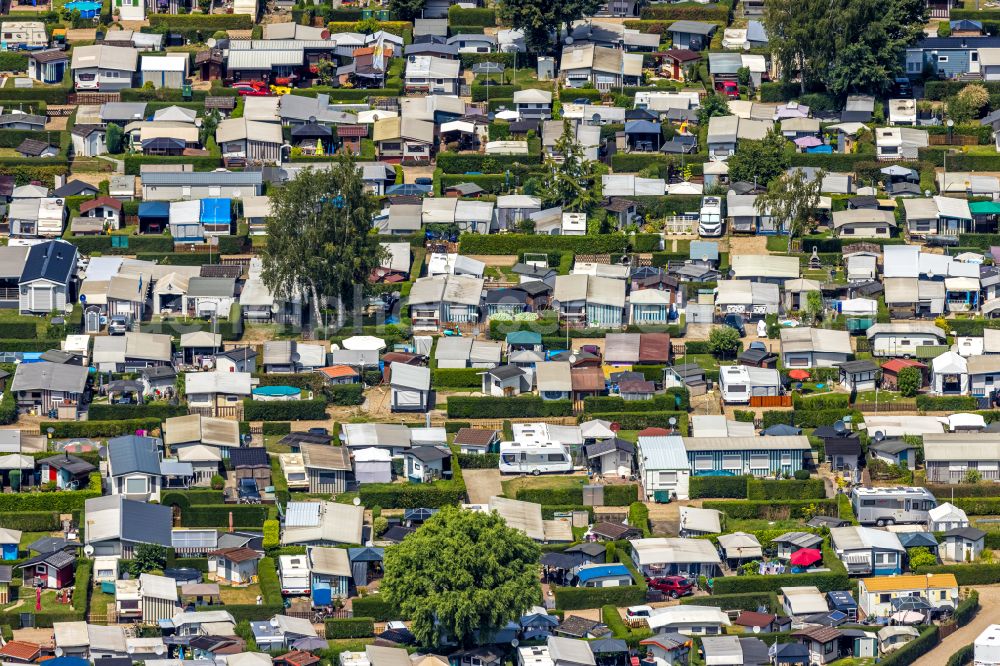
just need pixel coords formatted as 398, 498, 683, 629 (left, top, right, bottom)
947, 644, 974, 666
747, 478, 826, 500
243, 399, 327, 421
0, 476, 100, 514
689, 475, 749, 499
712, 570, 849, 594
350, 595, 401, 621
702, 499, 837, 520
913, 563, 1000, 585
122, 155, 222, 175
838, 493, 859, 525
640, 2, 728, 19
437, 151, 540, 173
553, 585, 646, 610
262, 422, 292, 436
40, 419, 161, 438
0, 338, 64, 352
180, 504, 269, 528
431, 368, 483, 388
793, 393, 850, 410
0, 511, 80, 532
515, 484, 638, 507
325, 617, 375, 639
0, 322, 35, 339
460, 233, 632, 255
328, 384, 364, 406
446, 396, 572, 418
448, 5, 496, 25
160, 491, 226, 508
681, 591, 778, 613
954, 590, 980, 627
915, 395, 979, 411
457, 453, 500, 468
951, 497, 1000, 516
86, 403, 187, 420
583, 390, 689, 413
148, 13, 253, 29
585, 411, 689, 433
358, 482, 466, 509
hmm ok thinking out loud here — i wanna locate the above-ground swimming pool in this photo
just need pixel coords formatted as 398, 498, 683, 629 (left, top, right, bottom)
252, 385, 302, 401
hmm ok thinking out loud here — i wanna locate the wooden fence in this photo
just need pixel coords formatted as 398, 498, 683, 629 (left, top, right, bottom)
929, 134, 979, 146
749, 395, 792, 408
68, 92, 120, 105
853, 400, 917, 413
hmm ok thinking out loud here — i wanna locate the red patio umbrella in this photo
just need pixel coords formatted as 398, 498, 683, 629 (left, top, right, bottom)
788, 369, 811, 381
789, 548, 822, 567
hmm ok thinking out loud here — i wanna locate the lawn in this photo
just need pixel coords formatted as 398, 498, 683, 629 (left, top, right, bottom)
89, 580, 115, 616
5, 589, 78, 614
725, 518, 810, 532
501, 474, 588, 499
219, 583, 262, 605
19, 531, 51, 551
673, 354, 721, 371
264, 434, 291, 454
851, 390, 912, 404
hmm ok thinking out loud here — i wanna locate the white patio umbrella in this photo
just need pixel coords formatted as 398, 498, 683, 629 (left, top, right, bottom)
341, 335, 387, 352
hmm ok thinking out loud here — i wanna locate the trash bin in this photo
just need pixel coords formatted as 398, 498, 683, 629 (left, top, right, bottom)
653, 490, 671, 504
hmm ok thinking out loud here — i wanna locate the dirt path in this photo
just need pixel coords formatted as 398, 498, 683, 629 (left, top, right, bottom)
463, 469, 503, 504
911, 586, 1000, 666
727, 234, 770, 256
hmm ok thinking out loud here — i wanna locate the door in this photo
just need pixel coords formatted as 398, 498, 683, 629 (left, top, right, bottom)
32, 287, 52, 312
972, 50, 981, 74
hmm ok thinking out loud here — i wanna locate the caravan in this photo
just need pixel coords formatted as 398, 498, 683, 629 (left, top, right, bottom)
698, 196, 723, 237
499, 440, 573, 475
851, 486, 937, 526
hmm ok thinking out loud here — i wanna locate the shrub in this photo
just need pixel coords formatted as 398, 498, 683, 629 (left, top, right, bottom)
681, 592, 778, 613
689, 476, 748, 499
898, 366, 922, 397
712, 570, 849, 594
86, 403, 187, 420
952, 497, 1000, 515
327, 384, 364, 406
325, 617, 376, 639
351, 595, 401, 621
915, 395, 979, 411
912, 563, 1000, 585
553, 585, 647, 610
210, 475, 225, 490
0, 322, 36, 338
459, 233, 632, 255
794, 469, 810, 480
746, 478, 826, 500
584, 411, 689, 433
908, 547, 938, 568
629, 502, 650, 537
243, 399, 328, 421
880, 627, 939, 666
947, 644, 974, 666
358, 482, 466, 509
431, 368, 483, 388
447, 396, 572, 418
793, 393, 850, 410
954, 590, 980, 627
262, 422, 292, 436
39, 419, 161, 438
263, 519, 279, 549
457, 453, 500, 469
701, 499, 837, 520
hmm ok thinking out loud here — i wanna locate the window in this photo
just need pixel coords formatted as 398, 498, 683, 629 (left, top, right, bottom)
124, 477, 148, 494
781, 453, 792, 466
288, 472, 306, 482
658, 471, 677, 484
722, 454, 742, 470
695, 455, 713, 470
546, 453, 566, 462
749, 454, 770, 469
973, 51, 979, 61
874, 552, 894, 564
939, 55, 949, 62
879, 593, 891, 603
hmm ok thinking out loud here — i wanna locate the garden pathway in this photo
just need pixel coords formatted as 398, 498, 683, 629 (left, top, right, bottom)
911, 586, 1000, 666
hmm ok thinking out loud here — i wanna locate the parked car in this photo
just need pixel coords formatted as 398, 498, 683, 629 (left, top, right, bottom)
715, 80, 739, 99
108, 315, 131, 335
646, 575, 695, 598
414, 177, 433, 186
723, 313, 746, 337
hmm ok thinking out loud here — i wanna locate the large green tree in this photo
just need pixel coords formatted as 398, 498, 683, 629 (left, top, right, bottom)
381, 506, 541, 647
756, 167, 824, 253
497, 0, 602, 51
261, 152, 384, 331
538, 119, 600, 212
698, 93, 730, 126
388, 0, 425, 22
764, 0, 926, 96
727, 126, 790, 187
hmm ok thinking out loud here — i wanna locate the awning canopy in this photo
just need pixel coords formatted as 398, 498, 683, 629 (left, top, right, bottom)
970, 201, 1000, 215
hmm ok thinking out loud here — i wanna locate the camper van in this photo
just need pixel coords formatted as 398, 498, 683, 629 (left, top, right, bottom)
851, 486, 937, 526
698, 196, 723, 237
278, 554, 311, 596
499, 440, 573, 475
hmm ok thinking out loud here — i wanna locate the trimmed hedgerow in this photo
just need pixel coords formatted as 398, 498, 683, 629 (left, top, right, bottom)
325, 617, 376, 639
447, 396, 572, 418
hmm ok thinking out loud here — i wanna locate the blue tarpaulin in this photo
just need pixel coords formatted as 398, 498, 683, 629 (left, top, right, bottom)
200, 198, 231, 224
138, 201, 169, 218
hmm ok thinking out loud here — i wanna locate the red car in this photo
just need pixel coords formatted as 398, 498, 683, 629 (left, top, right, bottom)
647, 575, 695, 598
715, 80, 739, 99
233, 81, 270, 96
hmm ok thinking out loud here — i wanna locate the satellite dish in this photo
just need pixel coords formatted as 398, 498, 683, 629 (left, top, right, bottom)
127, 646, 135, 655
564, 36, 574, 45
270, 618, 280, 628
833, 420, 846, 434
873, 430, 885, 442
927, 269, 934, 279
83, 544, 94, 557
54, 649, 63, 657
207, 38, 217, 48
752, 625, 761, 634
290, 352, 301, 363
592, 113, 601, 124
511, 639, 520, 648
569, 354, 577, 364
155, 645, 166, 656
353, 496, 361, 506
308, 116, 317, 123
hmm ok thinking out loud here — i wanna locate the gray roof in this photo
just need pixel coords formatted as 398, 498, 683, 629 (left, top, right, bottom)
10, 361, 87, 393
107, 435, 162, 477
85, 494, 172, 547
390, 362, 430, 391
668, 20, 717, 35
141, 171, 263, 186
186, 277, 236, 298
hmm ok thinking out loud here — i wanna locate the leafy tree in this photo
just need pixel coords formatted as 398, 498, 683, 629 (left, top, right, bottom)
756, 167, 824, 253
698, 93, 730, 126
199, 110, 219, 147
381, 506, 541, 647
948, 84, 989, 123
354, 17, 381, 34
128, 544, 167, 577
388, 0, 425, 21
965, 468, 983, 484
708, 326, 742, 359
538, 119, 599, 212
727, 127, 790, 190
907, 547, 937, 568
805, 290, 824, 323
105, 122, 124, 154
261, 152, 384, 331
497, 0, 602, 51
373, 516, 389, 536
896, 365, 922, 398
764, 0, 926, 96
736, 66, 751, 87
